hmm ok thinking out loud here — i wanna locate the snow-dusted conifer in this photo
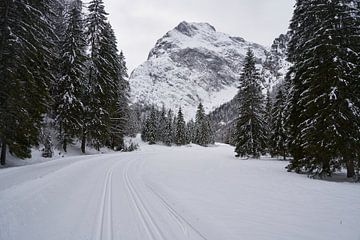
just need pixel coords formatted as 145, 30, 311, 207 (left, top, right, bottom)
147, 108, 157, 145
175, 108, 186, 145
270, 87, 288, 160
84, 0, 121, 151
157, 106, 168, 143
234, 49, 267, 158
105, 29, 130, 151
194, 103, 213, 146
286, 0, 360, 177
163, 109, 174, 146
265, 89, 273, 152
0, 0, 55, 165
186, 119, 196, 144
55, 2, 87, 152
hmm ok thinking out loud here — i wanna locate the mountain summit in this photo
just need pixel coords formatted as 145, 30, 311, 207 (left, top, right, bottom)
129, 21, 288, 119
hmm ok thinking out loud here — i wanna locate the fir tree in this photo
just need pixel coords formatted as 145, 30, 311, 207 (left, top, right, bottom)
265, 89, 273, 153
84, 0, 121, 151
55, 3, 87, 152
163, 109, 174, 146
194, 103, 212, 146
175, 108, 186, 145
286, 0, 360, 177
157, 106, 168, 143
270, 87, 288, 160
0, 0, 55, 165
106, 34, 130, 150
147, 108, 157, 145
186, 119, 196, 144
234, 49, 267, 158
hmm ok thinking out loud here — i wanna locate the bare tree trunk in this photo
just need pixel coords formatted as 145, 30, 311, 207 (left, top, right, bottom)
346, 157, 355, 178
1, 140, 6, 166
81, 134, 86, 154
63, 138, 67, 153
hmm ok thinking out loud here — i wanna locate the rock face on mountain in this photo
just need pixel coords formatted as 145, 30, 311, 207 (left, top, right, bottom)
129, 21, 289, 119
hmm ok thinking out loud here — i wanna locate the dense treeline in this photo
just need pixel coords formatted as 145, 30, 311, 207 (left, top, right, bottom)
0, 0, 130, 165
141, 104, 215, 146
234, 0, 360, 178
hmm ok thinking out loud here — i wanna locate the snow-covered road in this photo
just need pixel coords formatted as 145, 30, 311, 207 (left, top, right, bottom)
0, 144, 359, 240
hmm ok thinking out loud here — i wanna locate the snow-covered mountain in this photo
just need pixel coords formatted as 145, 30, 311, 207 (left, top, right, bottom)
129, 21, 289, 119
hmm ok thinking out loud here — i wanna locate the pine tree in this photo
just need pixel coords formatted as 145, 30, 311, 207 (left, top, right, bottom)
55, 2, 87, 152
234, 49, 267, 158
106, 35, 130, 150
48, 0, 67, 96
270, 87, 288, 160
157, 105, 167, 143
194, 103, 212, 146
0, 0, 55, 165
265, 89, 273, 153
175, 108, 186, 145
84, 0, 120, 151
163, 109, 174, 146
286, 0, 360, 177
147, 108, 157, 145
186, 119, 196, 144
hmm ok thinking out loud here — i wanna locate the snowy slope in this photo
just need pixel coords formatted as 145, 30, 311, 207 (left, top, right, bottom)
1, 142, 359, 240
129, 21, 289, 119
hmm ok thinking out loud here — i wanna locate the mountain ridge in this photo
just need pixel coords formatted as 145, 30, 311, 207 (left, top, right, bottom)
129, 21, 289, 120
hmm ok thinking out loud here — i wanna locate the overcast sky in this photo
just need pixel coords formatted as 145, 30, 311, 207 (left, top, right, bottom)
89, 0, 296, 72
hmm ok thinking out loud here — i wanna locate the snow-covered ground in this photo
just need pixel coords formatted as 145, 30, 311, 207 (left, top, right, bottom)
0, 143, 359, 240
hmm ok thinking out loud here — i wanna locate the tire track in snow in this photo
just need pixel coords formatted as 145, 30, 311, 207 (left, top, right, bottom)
146, 184, 209, 240
123, 159, 166, 240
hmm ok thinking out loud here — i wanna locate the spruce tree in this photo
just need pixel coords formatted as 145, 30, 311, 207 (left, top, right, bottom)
186, 119, 196, 144
147, 109, 157, 145
157, 106, 167, 143
194, 103, 212, 146
0, 0, 55, 165
55, 3, 87, 152
286, 0, 360, 177
106, 32, 130, 150
270, 87, 288, 160
265, 89, 273, 153
163, 109, 174, 146
84, 0, 120, 151
234, 49, 267, 158
175, 108, 186, 145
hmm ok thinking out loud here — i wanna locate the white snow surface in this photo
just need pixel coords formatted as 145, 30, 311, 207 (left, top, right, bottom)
1, 141, 359, 240
129, 21, 286, 120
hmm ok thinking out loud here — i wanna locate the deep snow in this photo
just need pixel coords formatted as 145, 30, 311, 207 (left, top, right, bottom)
0, 143, 359, 240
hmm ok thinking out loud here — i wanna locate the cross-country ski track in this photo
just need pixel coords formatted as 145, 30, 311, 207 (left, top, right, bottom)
0, 144, 359, 240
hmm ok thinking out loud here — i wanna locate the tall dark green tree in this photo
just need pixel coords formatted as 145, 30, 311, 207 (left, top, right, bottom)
265, 89, 273, 152
163, 109, 174, 146
194, 103, 213, 146
286, 0, 360, 177
147, 108, 157, 145
186, 119, 195, 144
234, 49, 267, 158
55, 2, 87, 152
157, 105, 168, 143
175, 108, 186, 146
104, 28, 130, 151
0, 0, 55, 165
84, 0, 121, 151
270, 87, 288, 160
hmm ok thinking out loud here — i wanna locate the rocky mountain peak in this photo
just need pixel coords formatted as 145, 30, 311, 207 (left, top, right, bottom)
175, 21, 216, 37
130, 21, 289, 120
